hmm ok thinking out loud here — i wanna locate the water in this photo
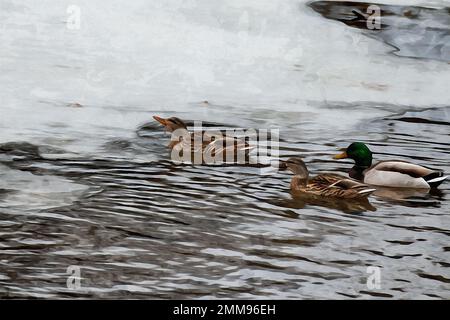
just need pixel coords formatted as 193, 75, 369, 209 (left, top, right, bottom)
309, 1, 450, 62
0, 0, 449, 299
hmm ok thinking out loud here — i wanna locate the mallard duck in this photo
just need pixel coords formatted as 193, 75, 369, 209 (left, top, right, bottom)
333, 142, 448, 189
283, 158, 376, 199
153, 115, 252, 163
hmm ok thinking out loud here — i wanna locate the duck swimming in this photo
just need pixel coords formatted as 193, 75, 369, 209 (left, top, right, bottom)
153, 115, 252, 163
333, 142, 447, 189
283, 157, 376, 199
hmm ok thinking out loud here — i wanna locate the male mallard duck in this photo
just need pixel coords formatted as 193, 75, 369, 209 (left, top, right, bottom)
153, 116, 252, 163
333, 142, 447, 189
283, 158, 376, 199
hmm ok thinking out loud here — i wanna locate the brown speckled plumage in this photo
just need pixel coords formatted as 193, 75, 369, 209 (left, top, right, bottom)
285, 158, 375, 199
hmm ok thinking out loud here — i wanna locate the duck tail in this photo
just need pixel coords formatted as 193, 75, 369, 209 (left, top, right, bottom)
426, 175, 448, 188
423, 171, 447, 188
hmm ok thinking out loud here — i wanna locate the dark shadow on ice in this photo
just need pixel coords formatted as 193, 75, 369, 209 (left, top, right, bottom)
308, 1, 450, 62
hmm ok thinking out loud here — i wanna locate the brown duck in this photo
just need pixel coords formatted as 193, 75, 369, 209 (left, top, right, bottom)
153, 115, 252, 163
283, 157, 376, 199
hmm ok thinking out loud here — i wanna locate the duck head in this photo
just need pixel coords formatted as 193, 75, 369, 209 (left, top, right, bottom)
334, 142, 373, 168
283, 157, 309, 186
153, 116, 187, 132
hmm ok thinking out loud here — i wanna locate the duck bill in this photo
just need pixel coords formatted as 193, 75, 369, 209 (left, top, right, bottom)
153, 116, 168, 126
333, 151, 348, 159
278, 160, 288, 171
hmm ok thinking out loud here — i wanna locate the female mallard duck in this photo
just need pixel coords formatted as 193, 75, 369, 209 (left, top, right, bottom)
153, 115, 252, 163
283, 158, 376, 199
333, 142, 447, 189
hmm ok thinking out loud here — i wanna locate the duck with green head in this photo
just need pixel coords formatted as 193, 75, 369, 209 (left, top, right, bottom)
334, 142, 447, 189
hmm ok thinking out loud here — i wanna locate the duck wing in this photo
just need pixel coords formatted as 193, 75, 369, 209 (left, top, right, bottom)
202, 135, 253, 163
367, 161, 447, 188
311, 174, 376, 198
371, 161, 434, 177
310, 174, 341, 187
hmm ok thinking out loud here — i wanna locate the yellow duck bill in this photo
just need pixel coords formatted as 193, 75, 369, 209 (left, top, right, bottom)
333, 151, 348, 159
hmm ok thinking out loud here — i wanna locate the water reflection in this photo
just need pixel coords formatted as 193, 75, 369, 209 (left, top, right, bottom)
373, 187, 443, 207
282, 194, 376, 214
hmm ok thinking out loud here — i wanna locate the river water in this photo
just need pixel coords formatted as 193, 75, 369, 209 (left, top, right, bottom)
0, 0, 449, 299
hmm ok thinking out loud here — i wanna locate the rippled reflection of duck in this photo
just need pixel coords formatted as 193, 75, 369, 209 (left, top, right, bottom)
153, 115, 252, 163
334, 142, 448, 189
283, 158, 376, 199
371, 187, 443, 208
280, 195, 376, 214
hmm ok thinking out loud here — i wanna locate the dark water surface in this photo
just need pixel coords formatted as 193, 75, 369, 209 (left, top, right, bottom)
308, 1, 450, 62
0, 103, 449, 299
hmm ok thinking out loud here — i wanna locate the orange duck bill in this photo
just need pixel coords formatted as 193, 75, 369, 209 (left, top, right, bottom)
153, 115, 168, 126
